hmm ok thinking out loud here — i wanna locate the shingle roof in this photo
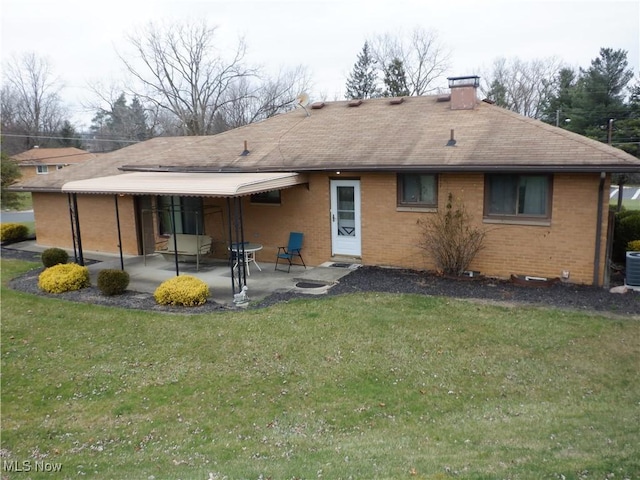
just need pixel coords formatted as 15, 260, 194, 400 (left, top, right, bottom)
13, 95, 639, 192
11, 147, 97, 166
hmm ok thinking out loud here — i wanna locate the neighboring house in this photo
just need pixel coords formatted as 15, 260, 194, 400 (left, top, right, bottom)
11, 147, 98, 181
12, 77, 640, 286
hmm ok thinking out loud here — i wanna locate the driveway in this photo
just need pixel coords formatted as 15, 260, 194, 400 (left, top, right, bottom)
0, 210, 34, 223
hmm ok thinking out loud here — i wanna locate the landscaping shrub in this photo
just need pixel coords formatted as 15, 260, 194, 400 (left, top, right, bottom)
613, 210, 640, 263
97, 269, 130, 296
627, 240, 640, 251
154, 275, 209, 306
41, 247, 69, 268
1, 223, 29, 243
38, 263, 90, 294
417, 193, 486, 276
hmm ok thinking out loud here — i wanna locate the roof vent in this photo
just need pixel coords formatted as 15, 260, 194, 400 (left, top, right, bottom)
310, 102, 325, 109
240, 140, 250, 156
446, 129, 456, 147
348, 99, 363, 107
389, 97, 404, 105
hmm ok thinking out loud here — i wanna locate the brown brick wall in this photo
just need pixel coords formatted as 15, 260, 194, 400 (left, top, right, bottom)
18, 167, 38, 180
31, 171, 610, 285
33, 193, 139, 254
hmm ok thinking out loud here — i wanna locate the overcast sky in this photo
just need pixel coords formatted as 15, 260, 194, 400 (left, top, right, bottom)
1, 0, 638, 129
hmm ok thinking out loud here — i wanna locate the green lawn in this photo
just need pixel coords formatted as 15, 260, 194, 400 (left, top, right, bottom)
1, 258, 639, 479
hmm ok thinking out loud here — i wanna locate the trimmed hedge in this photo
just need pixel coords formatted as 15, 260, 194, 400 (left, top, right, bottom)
38, 263, 90, 294
154, 275, 209, 306
97, 269, 130, 296
613, 210, 640, 263
41, 248, 69, 268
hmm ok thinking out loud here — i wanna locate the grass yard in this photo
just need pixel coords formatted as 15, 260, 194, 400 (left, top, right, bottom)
1, 258, 639, 479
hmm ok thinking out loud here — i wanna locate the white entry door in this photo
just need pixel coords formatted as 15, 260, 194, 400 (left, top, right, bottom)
330, 179, 361, 257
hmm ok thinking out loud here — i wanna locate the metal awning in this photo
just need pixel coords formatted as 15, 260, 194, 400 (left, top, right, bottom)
61, 171, 308, 196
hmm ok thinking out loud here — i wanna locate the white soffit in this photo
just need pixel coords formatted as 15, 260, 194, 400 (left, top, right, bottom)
62, 172, 308, 196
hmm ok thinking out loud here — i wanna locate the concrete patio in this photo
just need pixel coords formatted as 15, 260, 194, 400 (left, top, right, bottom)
4, 240, 357, 306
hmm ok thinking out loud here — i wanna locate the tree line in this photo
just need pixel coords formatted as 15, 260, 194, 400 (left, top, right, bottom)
1, 20, 638, 162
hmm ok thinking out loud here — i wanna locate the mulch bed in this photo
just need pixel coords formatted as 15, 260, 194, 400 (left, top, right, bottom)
3, 246, 639, 316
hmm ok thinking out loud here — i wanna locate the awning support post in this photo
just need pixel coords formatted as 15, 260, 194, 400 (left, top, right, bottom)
114, 195, 124, 270
170, 197, 179, 276
67, 194, 78, 262
70, 193, 84, 266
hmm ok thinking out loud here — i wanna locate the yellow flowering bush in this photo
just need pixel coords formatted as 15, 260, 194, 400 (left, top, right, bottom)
38, 263, 90, 294
153, 275, 209, 306
627, 240, 640, 251
1, 223, 29, 242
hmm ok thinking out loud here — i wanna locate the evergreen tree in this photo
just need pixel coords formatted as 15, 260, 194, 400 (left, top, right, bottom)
613, 81, 640, 159
345, 42, 380, 100
58, 120, 83, 148
1, 151, 23, 210
382, 58, 409, 97
540, 67, 577, 126
485, 79, 508, 108
90, 93, 150, 151
570, 48, 633, 138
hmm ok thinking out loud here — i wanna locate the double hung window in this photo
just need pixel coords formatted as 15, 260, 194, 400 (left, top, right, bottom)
397, 173, 438, 207
485, 174, 551, 220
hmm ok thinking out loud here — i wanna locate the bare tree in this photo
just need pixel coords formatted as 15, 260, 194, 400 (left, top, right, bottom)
221, 65, 312, 128
480, 56, 565, 118
117, 20, 256, 136
1, 53, 67, 152
369, 27, 451, 96
118, 20, 310, 136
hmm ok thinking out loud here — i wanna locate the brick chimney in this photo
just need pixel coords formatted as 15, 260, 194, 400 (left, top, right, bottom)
448, 76, 480, 110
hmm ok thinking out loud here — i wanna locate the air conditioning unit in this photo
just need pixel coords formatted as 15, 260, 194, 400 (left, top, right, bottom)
625, 252, 640, 287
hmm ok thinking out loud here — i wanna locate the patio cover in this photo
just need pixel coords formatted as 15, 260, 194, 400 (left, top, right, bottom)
61, 171, 308, 196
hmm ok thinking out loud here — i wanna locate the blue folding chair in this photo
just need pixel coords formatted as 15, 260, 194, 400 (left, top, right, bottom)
275, 232, 306, 273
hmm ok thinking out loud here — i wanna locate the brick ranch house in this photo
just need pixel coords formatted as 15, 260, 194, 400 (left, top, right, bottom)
11, 147, 97, 181
12, 77, 640, 286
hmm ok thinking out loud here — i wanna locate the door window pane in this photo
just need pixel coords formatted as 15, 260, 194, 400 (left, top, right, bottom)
337, 186, 355, 236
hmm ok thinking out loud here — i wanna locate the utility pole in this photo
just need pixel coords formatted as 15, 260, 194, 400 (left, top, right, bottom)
608, 119, 625, 212
608, 118, 614, 145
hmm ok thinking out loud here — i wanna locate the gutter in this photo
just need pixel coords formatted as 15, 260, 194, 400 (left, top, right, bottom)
118, 164, 640, 174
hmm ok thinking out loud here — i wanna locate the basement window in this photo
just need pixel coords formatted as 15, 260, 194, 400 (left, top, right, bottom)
397, 173, 437, 207
484, 174, 552, 223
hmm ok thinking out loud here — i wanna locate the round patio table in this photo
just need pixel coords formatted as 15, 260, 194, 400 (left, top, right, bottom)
229, 242, 263, 275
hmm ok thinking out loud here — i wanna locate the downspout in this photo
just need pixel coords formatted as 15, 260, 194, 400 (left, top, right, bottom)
593, 172, 606, 286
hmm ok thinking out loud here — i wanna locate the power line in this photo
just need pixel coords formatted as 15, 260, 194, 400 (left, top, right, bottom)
1, 133, 140, 144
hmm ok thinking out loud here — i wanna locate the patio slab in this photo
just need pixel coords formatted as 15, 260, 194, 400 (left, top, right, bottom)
4, 240, 356, 306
